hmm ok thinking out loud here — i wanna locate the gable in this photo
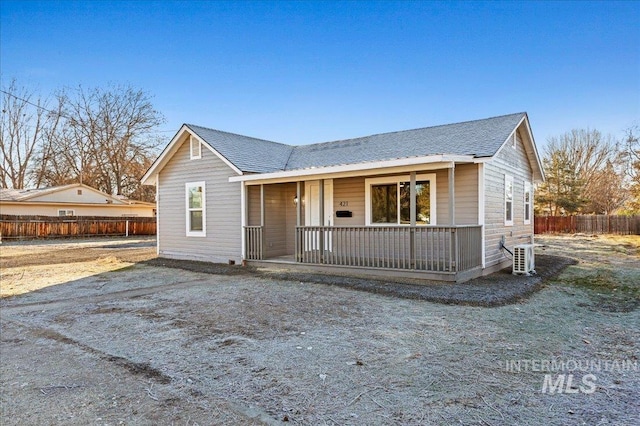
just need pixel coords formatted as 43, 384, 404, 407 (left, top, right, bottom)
186, 124, 293, 173
141, 125, 246, 185
492, 115, 544, 183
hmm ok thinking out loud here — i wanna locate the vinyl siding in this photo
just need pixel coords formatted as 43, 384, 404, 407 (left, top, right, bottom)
247, 185, 261, 226
454, 164, 478, 225
484, 129, 535, 268
157, 133, 242, 262
435, 169, 449, 224
333, 177, 366, 226
263, 183, 297, 257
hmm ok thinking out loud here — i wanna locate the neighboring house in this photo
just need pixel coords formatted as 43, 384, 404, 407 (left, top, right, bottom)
0, 183, 156, 217
142, 112, 544, 282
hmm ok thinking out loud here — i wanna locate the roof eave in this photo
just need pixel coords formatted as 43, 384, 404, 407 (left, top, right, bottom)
229, 154, 475, 183
141, 125, 245, 187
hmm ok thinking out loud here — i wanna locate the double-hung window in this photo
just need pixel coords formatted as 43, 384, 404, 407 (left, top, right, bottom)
186, 181, 206, 236
524, 181, 532, 225
505, 175, 514, 226
365, 174, 436, 225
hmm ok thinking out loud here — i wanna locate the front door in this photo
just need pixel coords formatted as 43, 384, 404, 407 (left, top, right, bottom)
305, 179, 333, 250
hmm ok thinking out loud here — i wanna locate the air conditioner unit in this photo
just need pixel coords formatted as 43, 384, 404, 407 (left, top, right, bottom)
513, 244, 535, 275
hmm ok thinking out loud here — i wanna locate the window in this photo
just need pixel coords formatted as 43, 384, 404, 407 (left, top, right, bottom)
505, 175, 514, 226
190, 135, 201, 160
58, 209, 74, 216
77, 189, 82, 195
365, 174, 436, 225
524, 182, 532, 225
185, 181, 206, 236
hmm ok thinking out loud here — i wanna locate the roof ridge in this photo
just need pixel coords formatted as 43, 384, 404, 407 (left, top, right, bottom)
185, 123, 292, 148
297, 112, 526, 148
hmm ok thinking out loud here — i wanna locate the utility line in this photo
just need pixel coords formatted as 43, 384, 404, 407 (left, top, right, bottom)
0, 89, 177, 133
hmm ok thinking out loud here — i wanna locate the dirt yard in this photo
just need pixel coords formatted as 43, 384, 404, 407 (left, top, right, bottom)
1, 235, 638, 425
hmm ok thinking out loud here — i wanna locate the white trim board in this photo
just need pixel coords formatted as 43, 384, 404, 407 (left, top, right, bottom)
231, 155, 468, 185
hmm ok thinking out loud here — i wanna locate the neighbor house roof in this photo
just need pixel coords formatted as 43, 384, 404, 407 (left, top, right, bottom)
142, 112, 544, 184
0, 183, 153, 205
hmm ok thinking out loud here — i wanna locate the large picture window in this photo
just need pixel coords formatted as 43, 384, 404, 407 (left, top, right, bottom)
366, 174, 436, 226
186, 181, 206, 236
505, 175, 514, 226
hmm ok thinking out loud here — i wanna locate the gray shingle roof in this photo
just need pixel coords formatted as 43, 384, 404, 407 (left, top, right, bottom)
187, 113, 526, 173
185, 124, 293, 173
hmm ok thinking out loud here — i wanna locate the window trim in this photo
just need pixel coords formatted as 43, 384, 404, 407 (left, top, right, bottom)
524, 181, 532, 225
185, 181, 206, 237
505, 175, 514, 226
190, 135, 201, 160
365, 173, 437, 226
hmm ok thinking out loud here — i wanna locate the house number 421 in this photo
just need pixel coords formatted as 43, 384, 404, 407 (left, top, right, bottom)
339, 201, 349, 207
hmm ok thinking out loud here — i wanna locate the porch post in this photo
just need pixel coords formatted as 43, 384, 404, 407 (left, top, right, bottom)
296, 181, 301, 226
448, 163, 456, 272
241, 181, 246, 261
318, 179, 324, 262
260, 184, 265, 258
448, 164, 456, 225
296, 181, 301, 262
410, 172, 416, 268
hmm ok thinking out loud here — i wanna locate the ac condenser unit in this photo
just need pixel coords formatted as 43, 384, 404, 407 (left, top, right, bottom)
513, 244, 535, 275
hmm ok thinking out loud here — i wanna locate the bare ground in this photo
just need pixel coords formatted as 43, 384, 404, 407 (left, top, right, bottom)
0, 235, 638, 425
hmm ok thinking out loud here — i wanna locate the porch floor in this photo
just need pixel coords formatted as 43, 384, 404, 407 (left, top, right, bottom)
264, 254, 295, 263
247, 258, 485, 283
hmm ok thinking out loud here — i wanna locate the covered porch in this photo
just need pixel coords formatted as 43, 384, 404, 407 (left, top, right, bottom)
238, 160, 485, 282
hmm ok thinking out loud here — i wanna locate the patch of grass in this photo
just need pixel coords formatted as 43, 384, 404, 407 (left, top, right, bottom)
561, 267, 640, 312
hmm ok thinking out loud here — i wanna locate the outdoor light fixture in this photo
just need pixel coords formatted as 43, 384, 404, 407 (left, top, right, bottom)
293, 196, 298, 205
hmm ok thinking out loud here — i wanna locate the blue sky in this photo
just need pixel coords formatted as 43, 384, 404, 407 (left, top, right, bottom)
1, 0, 638, 150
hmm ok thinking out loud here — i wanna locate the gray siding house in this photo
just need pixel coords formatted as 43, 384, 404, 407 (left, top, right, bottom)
142, 112, 544, 282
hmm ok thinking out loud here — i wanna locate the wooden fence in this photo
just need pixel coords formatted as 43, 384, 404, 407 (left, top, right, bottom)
0, 215, 156, 240
534, 215, 640, 235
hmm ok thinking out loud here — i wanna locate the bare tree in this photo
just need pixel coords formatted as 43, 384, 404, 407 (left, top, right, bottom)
0, 80, 61, 189
619, 124, 640, 213
584, 161, 627, 214
38, 84, 165, 201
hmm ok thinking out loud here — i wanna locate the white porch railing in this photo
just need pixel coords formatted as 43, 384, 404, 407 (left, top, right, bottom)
295, 225, 482, 273
244, 226, 263, 260
245, 225, 483, 273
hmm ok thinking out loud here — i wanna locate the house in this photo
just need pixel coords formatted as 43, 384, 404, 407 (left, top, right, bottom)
0, 183, 156, 217
141, 112, 544, 282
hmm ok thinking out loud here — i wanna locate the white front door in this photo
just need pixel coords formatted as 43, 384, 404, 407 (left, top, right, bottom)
305, 179, 333, 250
